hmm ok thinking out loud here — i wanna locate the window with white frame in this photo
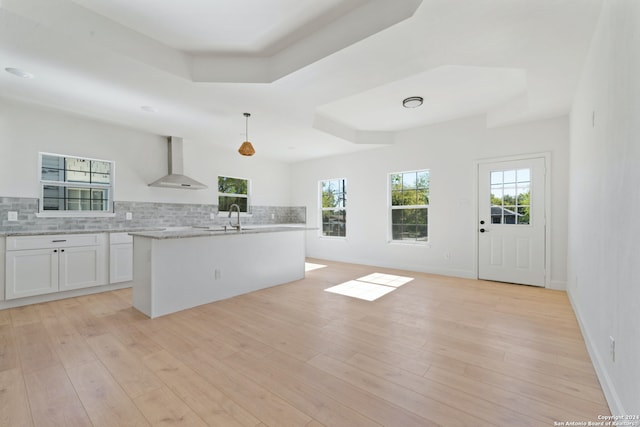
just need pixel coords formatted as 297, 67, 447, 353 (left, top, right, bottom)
390, 170, 429, 242
39, 153, 113, 214
218, 176, 250, 212
320, 178, 346, 237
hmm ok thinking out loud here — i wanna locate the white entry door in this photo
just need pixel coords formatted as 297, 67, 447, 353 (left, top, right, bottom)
478, 157, 546, 286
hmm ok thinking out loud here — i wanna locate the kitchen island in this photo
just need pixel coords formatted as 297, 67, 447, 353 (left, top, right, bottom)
129, 226, 307, 318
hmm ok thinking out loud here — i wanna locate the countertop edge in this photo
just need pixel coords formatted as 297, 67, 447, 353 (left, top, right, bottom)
129, 226, 315, 240
0, 224, 313, 238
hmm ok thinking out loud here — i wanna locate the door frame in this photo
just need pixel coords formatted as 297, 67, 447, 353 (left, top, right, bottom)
474, 152, 552, 288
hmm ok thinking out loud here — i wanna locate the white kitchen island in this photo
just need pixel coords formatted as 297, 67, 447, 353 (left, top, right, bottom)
129, 226, 306, 318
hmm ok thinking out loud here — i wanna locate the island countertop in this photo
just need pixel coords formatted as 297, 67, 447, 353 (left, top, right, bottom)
128, 224, 310, 240
0, 224, 310, 238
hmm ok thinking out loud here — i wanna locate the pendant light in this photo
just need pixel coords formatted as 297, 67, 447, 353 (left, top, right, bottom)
238, 112, 255, 156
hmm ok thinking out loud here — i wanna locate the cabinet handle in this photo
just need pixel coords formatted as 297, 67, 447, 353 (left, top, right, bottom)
52, 239, 67, 243
61, 249, 65, 252
53, 249, 57, 253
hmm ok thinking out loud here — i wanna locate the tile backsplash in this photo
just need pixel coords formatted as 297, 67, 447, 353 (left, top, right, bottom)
0, 197, 306, 233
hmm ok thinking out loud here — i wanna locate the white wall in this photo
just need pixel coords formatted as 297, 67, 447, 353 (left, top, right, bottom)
291, 115, 569, 286
568, 0, 640, 416
0, 99, 292, 206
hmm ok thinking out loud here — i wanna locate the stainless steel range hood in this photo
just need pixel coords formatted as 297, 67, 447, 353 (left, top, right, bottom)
149, 137, 208, 190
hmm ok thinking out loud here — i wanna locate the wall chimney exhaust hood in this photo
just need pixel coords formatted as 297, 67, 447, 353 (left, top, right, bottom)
149, 137, 207, 190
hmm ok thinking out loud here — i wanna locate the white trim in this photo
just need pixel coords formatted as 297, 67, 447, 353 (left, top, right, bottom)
217, 175, 251, 212
318, 177, 347, 239
36, 211, 116, 218
568, 290, 622, 416
387, 169, 430, 244
548, 279, 566, 291
216, 212, 252, 218
0, 282, 131, 310
387, 240, 429, 246
38, 152, 115, 216
474, 152, 551, 288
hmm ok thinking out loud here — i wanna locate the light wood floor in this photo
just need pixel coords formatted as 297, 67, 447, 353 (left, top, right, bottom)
1, 258, 609, 426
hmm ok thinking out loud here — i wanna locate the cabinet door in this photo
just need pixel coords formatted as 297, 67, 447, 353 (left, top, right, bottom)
6, 249, 59, 300
59, 245, 107, 291
110, 244, 133, 284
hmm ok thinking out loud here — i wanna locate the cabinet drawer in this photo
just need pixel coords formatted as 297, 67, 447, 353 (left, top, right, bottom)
6, 233, 105, 251
110, 232, 133, 245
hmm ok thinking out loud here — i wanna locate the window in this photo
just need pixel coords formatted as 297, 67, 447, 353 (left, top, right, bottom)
218, 176, 250, 212
320, 178, 346, 237
39, 153, 113, 214
490, 168, 530, 224
390, 170, 429, 242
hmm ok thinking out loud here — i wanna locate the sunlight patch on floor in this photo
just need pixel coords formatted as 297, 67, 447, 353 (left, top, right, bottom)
356, 273, 414, 288
305, 262, 328, 272
324, 273, 414, 301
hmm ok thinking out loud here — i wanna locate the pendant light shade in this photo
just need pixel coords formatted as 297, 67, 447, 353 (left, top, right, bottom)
238, 112, 255, 156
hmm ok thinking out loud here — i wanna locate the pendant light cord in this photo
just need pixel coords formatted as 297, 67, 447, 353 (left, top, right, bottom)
244, 112, 250, 140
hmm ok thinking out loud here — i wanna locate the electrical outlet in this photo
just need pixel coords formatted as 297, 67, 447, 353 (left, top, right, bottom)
7, 211, 18, 221
125, 212, 133, 220
610, 336, 615, 362
214, 269, 221, 280
210, 213, 216, 220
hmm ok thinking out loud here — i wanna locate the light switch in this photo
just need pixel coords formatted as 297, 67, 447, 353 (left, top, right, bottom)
8, 211, 18, 221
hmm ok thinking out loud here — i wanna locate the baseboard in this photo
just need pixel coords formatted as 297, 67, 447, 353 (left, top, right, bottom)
548, 279, 566, 290
0, 282, 132, 311
567, 289, 626, 417
315, 254, 477, 280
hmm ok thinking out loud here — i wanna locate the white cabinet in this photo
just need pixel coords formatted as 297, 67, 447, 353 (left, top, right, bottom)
5, 248, 58, 299
0, 236, 5, 301
109, 233, 133, 284
59, 245, 107, 291
5, 234, 107, 300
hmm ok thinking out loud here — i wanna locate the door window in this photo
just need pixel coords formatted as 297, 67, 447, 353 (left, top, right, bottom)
490, 168, 530, 225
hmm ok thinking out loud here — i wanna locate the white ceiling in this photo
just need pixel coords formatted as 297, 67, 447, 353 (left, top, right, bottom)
69, 0, 368, 54
0, 0, 603, 162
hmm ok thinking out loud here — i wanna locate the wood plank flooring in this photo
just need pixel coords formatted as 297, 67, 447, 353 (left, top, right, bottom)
0, 258, 610, 426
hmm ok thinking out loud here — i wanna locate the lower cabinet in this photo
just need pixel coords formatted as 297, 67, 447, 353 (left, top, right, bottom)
59, 245, 107, 292
5, 248, 58, 299
109, 233, 133, 284
5, 234, 107, 300
0, 236, 5, 301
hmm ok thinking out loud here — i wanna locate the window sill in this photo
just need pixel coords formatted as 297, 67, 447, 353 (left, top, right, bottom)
318, 235, 347, 240
35, 211, 117, 218
217, 212, 252, 218
388, 240, 430, 246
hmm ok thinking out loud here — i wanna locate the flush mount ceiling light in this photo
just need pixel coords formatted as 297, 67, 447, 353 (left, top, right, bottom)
238, 112, 256, 156
5, 67, 34, 79
402, 96, 423, 108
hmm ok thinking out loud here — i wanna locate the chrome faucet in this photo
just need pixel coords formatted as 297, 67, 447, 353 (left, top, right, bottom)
228, 204, 241, 230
